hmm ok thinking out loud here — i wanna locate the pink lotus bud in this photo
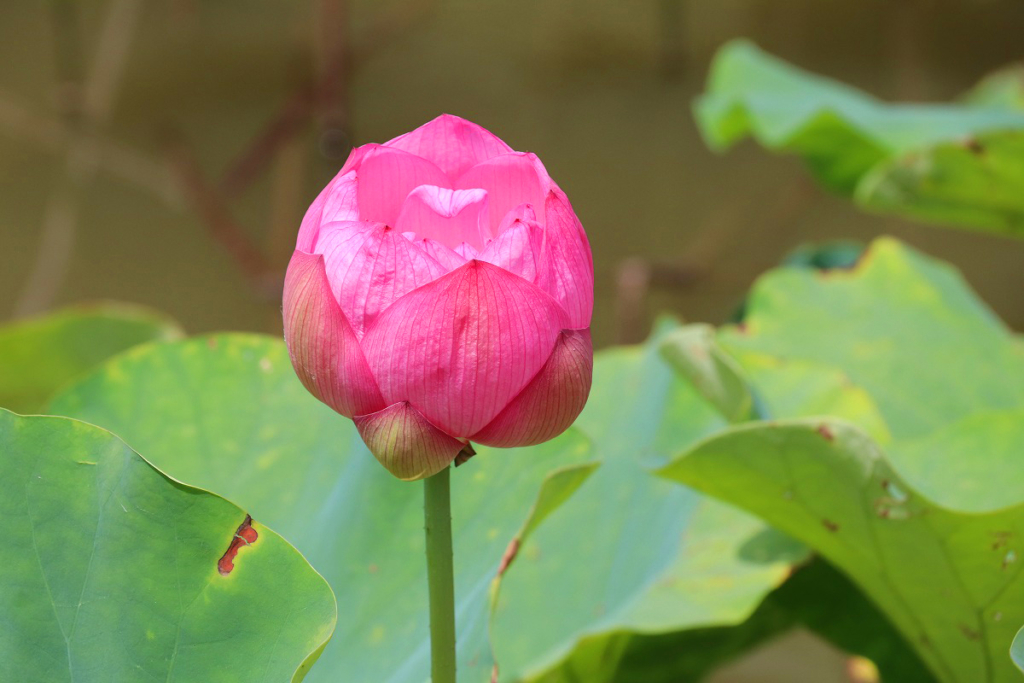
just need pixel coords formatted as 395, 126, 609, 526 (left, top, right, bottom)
284, 115, 593, 480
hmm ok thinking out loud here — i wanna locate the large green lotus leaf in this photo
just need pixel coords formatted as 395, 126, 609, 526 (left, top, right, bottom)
660, 419, 1024, 683
541, 323, 902, 682
0, 409, 335, 682
49, 329, 808, 682
694, 40, 1024, 236
47, 334, 599, 683
0, 303, 182, 413
511, 320, 896, 682
667, 237, 1024, 681
721, 237, 1024, 441
649, 322, 941, 682
489, 324, 807, 681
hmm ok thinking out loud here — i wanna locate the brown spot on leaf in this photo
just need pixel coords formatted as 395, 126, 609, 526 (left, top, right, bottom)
822, 519, 840, 533
491, 664, 499, 683
958, 624, 980, 641
964, 138, 985, 156
816, 424, 834, 441
218, 514, 258, 575
497, 538, 520, 576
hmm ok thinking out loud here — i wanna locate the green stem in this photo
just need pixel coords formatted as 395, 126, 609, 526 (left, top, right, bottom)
424, 466, 457, 683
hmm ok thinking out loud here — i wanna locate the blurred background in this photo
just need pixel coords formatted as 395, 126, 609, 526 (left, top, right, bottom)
2, 1, 1023, 680
3, 0, 1024, 350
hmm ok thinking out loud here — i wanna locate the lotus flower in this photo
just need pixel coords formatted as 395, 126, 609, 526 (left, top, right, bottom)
283, 115, 593, 480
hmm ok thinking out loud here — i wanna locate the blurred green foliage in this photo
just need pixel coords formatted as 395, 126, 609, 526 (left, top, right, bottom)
663, 238, 1024, 682
696, 41, 1024, 237
0, 303, 180, 413
663, 418, 1024, 683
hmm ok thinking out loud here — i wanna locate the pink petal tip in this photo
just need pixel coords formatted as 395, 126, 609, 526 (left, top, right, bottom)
472, 328, 593, 448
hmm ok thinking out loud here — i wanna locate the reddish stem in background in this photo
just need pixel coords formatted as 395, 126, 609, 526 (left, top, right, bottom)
165, 134, 277, 292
